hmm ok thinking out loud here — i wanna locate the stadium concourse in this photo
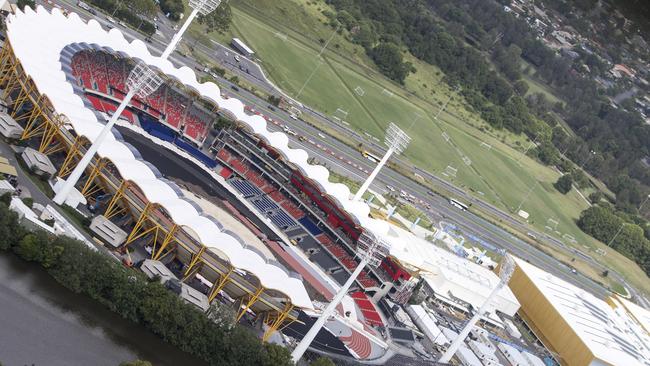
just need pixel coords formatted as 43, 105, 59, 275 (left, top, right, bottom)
0, 5, 586, 366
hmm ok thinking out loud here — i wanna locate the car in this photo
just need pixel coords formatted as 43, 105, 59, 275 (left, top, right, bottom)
267, 105, 276, 111
427, 190, 435, 196
89, 9, 97, 15
571, 268, 578, 274
317, 132, 326, 139
230, 85, 240, 92
234, 55, 241, 62
289, 114, 298, 120
106, 16, 116, 24
118, 21, 127, 28
386, 185, 396, 192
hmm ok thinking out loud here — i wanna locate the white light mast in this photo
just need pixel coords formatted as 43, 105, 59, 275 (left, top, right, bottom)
353, 122, 411, 201
291, 232, 390, 363
53, 0, 222, 205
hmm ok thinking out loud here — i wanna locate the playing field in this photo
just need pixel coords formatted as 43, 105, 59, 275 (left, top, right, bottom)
187, 0, 650, 296
225, 4, 591, 229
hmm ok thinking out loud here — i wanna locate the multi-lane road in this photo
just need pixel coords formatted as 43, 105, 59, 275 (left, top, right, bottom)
37, 0, 648, 307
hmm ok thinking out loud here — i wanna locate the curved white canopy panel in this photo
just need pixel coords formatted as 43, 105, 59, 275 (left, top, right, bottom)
6, 6, 313, 310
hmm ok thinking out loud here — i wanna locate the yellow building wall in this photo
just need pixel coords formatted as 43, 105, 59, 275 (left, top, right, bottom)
509, 265, 595, 366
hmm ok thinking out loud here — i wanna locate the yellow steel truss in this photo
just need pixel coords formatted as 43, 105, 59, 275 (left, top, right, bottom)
208, 268, 233, 303
152, 224, 178, 261
237, 286, 265, 322
182, 246, 206, 282
262, 303, 294, 342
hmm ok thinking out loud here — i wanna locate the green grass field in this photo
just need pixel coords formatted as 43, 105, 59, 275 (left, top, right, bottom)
184, 0, 650, 295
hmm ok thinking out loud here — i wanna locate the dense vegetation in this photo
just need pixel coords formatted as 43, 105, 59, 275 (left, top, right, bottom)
578, 204, 650, 277
324, 0, 650, 252
0, 197, 292, 366
86, 0, 157, 35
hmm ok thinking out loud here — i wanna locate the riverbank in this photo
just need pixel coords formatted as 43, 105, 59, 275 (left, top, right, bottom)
0, 251, 207, 366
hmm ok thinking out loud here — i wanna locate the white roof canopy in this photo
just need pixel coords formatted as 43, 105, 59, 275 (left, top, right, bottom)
6, 6, 312, 309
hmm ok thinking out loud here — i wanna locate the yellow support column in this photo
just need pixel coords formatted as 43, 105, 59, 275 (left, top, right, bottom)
208, 268, 234, 302
10, 80, 34, 119
58, 137, 84, 178
182, 246, 206, 281
125, 203, 149, 241
262, 303, 294, 342
80, 159, 107, 197
152, 224, 178, 261
237, 286, 264, 322
103, 181, 127, 219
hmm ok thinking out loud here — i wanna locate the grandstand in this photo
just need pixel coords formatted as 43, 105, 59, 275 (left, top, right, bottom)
1, 7, 548, 364
69, 50, 211, 145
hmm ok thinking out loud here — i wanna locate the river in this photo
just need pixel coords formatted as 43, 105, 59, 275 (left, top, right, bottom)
0, 251, 207, 366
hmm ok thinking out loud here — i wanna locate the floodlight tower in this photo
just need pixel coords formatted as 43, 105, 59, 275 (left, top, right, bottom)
53, 62, 163, 204
439, 255, 516, 364
291, 232, 390, 363
353, 122, 411, 201
53, 0, 222, 205
161, 0, 222, 59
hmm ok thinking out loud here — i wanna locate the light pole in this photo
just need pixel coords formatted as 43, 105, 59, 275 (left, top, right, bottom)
439, 255, 516, 364
53, 0, 222, 205
353, 123, 411, 201
515, 180, 539, 214
291, 232, 390, 363
53, 62, 163, 204
579, 150, 596, 170
607, 194, 650, 247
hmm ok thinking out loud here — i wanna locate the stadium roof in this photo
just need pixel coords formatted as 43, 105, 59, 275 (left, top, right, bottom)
5, 6, 312, 310
514, 257, 650, 366
5, 6, 514, 309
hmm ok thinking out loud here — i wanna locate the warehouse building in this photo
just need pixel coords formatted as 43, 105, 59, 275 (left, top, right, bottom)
509, 257, 650, 366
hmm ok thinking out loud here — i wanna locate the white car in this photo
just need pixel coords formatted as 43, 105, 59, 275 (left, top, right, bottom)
234, 55, 241, 62
106, 16, 116, 24
289, 114, 298, 120
386, 185, 396, 192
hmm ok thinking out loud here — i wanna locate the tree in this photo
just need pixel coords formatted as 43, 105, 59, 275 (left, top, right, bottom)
369, 42, 413, 84
16, 0, 35, 11
311, 357, 336, 366
0, 203, 23, 251
553, 174, 573, 194
262, 343, 294, 366
198, 2, 232, 33
131, 0, 158, 29
554, 174, 573, 194
159, 0, 184, 21
119, 361, 152, 366
513, 80, 529, 96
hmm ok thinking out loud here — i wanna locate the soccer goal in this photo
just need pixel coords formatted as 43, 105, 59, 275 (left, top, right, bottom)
381, 88, 394, 97
274, 32, 288, 41
546, 218, 559, 230
480, 141, 492, 150
354, 86, 365, 96
442, 131, 451, 142
562, 234, 577, 244
444, 165, 458, 178
335, 108, 349, 119
462, 156, 472, 166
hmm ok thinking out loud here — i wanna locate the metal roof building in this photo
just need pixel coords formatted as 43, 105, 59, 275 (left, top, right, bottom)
509, 257, 650, 366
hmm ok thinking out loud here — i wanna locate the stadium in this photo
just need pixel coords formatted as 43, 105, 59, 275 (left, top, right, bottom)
5, 5, 648, 366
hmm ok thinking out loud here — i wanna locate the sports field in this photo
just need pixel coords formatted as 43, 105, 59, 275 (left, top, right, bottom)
188, 0, 650, 295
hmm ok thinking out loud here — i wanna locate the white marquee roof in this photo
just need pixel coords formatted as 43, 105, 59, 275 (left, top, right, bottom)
4, 6, 513, 311
5, 6, 312, 309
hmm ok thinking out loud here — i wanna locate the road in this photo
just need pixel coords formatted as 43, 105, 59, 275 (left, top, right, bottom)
38, 0, 647, 307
